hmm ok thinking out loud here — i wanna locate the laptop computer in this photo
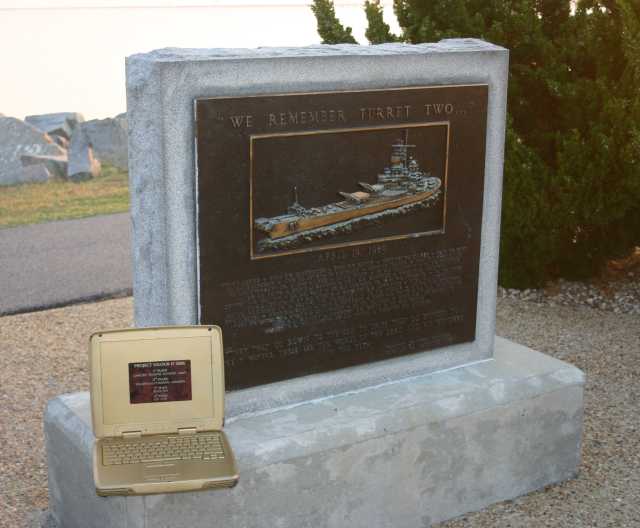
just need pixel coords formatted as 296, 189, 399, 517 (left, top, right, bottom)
89, 325, 239, 496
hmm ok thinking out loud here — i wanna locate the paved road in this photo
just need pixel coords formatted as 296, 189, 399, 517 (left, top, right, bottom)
0, 213, 132, 315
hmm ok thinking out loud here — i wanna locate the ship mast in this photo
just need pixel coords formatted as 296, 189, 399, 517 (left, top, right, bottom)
377, 131, 418, 186
404, 128, 409, 165
392, 131, 415, 178
287, 185, 306, 215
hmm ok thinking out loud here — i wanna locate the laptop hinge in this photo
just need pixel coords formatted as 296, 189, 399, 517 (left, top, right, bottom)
178, 427, 197, 436
121, 431, 142, 439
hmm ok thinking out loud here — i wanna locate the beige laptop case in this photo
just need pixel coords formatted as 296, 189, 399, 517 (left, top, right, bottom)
90, 326, 238, 496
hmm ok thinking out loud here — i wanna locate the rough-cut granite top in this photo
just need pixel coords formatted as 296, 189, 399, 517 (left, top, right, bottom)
127, 39, 507, 63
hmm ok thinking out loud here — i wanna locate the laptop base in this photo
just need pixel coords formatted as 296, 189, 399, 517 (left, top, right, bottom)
94, 431, 238, 497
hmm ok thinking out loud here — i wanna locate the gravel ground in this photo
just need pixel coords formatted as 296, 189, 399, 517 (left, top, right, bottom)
1, 293, 639, 527
499, 275, 640, 315
0, 298, 133, 527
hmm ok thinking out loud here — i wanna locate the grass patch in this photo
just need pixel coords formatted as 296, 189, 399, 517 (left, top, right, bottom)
0, 164, 129, 229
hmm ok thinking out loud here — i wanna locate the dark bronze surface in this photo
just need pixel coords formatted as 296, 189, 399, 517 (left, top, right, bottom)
196, 85, 488, 390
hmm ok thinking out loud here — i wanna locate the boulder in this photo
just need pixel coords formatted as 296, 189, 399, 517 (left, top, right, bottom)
77, 113, 127, 170
21, 153, 68, 180
68, 128, 100, 181
25, 112, 84, 140
0, 116, 65, 186
21, 163, 52, 184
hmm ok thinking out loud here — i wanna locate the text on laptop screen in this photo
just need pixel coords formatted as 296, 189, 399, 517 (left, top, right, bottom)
129, 360, 192, 404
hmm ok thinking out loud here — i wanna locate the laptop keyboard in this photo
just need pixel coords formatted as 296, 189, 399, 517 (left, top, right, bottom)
102, 432, 225, 466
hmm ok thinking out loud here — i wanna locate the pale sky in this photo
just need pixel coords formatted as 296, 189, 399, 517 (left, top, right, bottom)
0, 1, 400, 120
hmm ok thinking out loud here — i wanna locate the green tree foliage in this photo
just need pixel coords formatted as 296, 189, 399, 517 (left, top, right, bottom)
364, 0, 400, 43
311, 0, 357, 44
312, 0, 640, 287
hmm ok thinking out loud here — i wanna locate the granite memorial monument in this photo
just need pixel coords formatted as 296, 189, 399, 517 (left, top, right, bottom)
44, 40, 584, 528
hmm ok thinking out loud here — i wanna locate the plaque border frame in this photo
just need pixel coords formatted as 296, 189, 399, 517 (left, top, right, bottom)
248, 121, 450, 260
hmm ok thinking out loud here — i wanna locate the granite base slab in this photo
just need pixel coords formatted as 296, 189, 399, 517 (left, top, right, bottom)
44, 337, 584, 528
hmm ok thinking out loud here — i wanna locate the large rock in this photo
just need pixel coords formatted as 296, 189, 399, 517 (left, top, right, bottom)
25, 112, 85, 140
0, 116, 65, 185
77, 113, 128, 170
20, 163, 52, 183
21, 153, 68, 180
68, 128, 101, 181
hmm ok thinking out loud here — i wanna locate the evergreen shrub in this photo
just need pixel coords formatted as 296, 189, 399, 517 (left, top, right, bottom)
312, 0, 640, 287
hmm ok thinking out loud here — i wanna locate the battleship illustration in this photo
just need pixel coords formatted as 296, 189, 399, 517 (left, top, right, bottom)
254, 134, 442, 252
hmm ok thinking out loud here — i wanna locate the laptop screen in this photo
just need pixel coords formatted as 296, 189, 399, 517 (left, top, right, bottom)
95, 331, 221, 431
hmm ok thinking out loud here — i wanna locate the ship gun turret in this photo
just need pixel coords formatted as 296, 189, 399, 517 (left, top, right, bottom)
338, 191, 371, 204
358, 182, 384, 193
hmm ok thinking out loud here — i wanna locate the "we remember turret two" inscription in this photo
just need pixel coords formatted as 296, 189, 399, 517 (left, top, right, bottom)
195, 85, 488, 389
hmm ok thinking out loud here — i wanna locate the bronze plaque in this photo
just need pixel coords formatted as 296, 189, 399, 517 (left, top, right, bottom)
196, 85, 488, 390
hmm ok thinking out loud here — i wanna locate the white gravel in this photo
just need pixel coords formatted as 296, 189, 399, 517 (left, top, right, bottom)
499, 275, 640, 315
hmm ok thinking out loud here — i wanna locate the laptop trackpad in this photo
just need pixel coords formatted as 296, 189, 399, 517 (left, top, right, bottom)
143, 464, 180, 482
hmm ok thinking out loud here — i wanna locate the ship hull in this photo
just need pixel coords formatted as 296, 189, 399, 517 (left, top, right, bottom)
256, 191, 442, 253
263, 186, 440, 240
